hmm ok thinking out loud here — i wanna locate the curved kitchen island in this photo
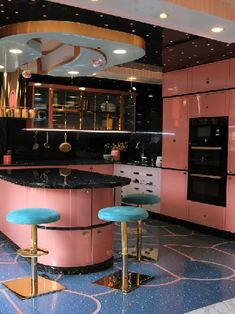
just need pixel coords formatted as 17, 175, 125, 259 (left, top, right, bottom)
0, 168, 130, 274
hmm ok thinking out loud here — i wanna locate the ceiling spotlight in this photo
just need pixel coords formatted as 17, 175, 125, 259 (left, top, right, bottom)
160, 12, 168, 19
68, 71, 79, 75
211, 27, 224, 33
113, 49, 127, 54
9, 48, 22, 54
79, 87, 86, 91
0, 65, 4, 69
132, 86, 137, 91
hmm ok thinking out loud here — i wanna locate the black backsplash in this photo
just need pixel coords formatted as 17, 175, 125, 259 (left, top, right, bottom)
0, 118, 162, 164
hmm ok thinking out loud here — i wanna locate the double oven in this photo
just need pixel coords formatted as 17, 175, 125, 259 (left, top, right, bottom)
187, 116, 228, 207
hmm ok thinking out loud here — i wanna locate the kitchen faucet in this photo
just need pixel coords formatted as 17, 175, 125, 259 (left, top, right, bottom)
136, 141, 146, 161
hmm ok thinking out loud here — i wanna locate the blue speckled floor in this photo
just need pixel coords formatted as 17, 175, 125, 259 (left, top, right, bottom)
0, 219, 235, 314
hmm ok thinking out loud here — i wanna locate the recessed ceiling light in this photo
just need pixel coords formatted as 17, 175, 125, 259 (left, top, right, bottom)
128, 76, 136, 80
34, 83, 42, 86
35, 93, 41, 96
79, 87, 86, 91
211, 27, 223, 33
90, 0, 99, 2
68, 71, 79, 75
9, 48, 22, 54
160, 12, 168, 19
92, 73, 97, 76
0, 65, 4, 69
113, 49, 127, 54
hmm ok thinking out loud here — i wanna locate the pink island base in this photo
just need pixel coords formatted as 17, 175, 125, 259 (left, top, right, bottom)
0, 179, 114, 269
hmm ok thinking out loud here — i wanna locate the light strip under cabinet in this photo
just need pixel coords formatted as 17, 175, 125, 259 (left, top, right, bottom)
189, 173, 222, 180
23, 128, 131, 133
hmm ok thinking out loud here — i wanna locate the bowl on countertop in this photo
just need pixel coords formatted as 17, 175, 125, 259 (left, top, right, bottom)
103, 154, 112, 161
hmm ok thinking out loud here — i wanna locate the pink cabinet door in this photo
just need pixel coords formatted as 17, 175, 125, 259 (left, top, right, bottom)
228, 90, 235, 173
92, 164, 113, 175
188, 201, 225, 230
191, 60, 229, 93
92, 188, 114, 225
226, 176, 235, 232
162, 97, 189, 169
229, 58, 235, 88
91, 224, 113, 264
160, 169, 188, 220
163, 68, 189, 97
189, 91, 228, 118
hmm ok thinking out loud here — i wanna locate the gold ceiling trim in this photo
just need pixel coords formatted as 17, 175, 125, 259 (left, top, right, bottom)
0, 20, 145, 50
165, 0, 235, 21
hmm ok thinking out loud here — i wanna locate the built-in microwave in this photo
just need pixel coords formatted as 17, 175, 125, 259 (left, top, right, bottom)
189, 116, 228, 147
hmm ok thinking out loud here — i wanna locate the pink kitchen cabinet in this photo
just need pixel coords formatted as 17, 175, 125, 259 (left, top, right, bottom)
191, 60, 229, 93
229, 58, 235, 88
189, 91, 228, 118
188, 201, 225, 230
225, 176, 235, 232
160, 169, 188, 220
163, 68, 190, 97
162, 96, 189, 169
91, 224, 113, 264
228, 90, 235, 173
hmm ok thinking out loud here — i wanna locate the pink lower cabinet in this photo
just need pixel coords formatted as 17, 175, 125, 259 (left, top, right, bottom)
160, 169, 188, 220
188, 201, 225, 230
92, 188, 114, 225
226, 176, 235, 232
91, 224, 113, 264
228, 90, 235, 173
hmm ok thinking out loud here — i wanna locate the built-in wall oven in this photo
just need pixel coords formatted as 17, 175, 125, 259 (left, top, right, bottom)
187, 116, 228, 207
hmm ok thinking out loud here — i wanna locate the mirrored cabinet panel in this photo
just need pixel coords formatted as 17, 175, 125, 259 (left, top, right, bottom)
28, 83, 136, 131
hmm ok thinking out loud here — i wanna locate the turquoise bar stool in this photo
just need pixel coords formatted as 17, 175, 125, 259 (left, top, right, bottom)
3, 208, 64, 299
122, 193, 160, 261
93, 206, 153, 293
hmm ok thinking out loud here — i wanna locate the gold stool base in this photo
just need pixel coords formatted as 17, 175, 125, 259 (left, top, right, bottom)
3, 276, 64, 299
93, 270, 153, 293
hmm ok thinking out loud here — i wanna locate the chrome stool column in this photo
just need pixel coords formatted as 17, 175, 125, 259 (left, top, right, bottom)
122, 193, 160, 262
3, 207, 64, 299
93, 206, 153, 293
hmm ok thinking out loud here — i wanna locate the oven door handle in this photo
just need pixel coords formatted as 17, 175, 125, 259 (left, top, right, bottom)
190, 146, 222, 150
189, 173, 222, 180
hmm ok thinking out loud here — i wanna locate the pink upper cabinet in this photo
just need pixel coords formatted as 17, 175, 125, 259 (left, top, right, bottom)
163, 68, 190, 97
228, 90, 235, 174
189, 91, 228, 118
160, 169, 188, 220
229, 58, 235, 88
162, 96, 189, 169
191, 60, 229, 93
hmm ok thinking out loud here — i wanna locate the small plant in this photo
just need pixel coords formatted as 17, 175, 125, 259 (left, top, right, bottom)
104, 141, 128, 152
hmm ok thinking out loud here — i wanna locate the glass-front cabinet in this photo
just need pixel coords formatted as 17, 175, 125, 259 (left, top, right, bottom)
28, 83, 136, 131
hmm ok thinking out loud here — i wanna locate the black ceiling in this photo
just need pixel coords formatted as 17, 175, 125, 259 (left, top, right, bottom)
1, 0, 235, 73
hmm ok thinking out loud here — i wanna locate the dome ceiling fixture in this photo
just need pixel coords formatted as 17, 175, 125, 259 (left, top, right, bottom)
0, 20, 145, 77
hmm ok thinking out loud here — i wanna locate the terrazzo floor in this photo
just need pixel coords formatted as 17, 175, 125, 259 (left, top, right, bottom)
0, 218, 235, 314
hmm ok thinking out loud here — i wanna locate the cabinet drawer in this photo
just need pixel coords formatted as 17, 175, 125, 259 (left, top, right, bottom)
188, 201, 225, 229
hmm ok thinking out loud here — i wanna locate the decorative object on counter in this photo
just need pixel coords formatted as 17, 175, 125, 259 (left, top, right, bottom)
3, 207, 64, 299
103, 154, 112, 161
104, 141, 128, 161
121, 193, 160, 262
3, 150, 12, 165
94, 206, 153, 293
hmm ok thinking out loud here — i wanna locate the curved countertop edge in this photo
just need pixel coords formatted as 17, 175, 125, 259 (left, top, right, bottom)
0, 167, 131, 189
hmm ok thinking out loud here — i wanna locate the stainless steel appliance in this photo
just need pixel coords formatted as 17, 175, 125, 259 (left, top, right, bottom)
187, 116, 228, 207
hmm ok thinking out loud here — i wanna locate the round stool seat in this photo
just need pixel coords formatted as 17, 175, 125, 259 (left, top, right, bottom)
122, 193, 160, 205
98, 206, 148, 222
6, 208, 60, 225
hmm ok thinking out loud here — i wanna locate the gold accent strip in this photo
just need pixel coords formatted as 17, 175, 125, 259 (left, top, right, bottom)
191, 146, 222, 150
190, 173, 222, 179
0, 20, 145, 50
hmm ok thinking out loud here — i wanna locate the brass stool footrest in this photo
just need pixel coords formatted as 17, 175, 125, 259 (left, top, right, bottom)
17, 247, 49, 258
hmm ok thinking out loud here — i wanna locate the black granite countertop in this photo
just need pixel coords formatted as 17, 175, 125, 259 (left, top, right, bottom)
0, 160, 113, 167
0, 168, 131, 189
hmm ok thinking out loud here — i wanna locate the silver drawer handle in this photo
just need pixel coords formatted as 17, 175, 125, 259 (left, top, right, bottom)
190, 146, 222, 150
